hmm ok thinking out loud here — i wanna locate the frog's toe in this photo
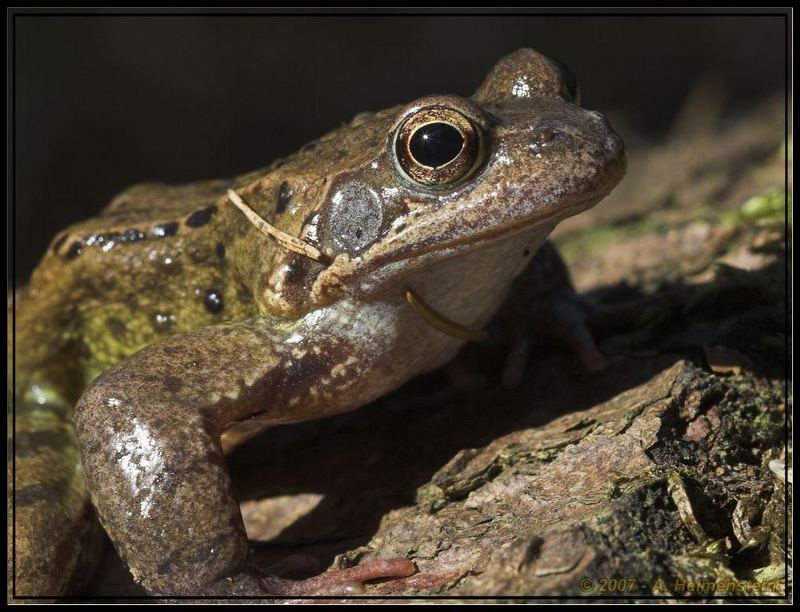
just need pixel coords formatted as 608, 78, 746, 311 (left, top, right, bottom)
255, 557, 417, 597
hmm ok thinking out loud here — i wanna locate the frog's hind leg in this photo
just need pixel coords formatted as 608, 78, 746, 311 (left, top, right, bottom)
74, 321, 415, 596
11, 284, 107, 597
10, 392, 103, 596
259, 558, 416, 597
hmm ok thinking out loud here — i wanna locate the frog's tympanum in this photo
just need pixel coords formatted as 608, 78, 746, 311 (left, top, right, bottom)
12, 49, 626, 596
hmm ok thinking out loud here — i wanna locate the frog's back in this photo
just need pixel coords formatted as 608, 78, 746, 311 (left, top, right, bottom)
15, 175, 271, 396
50, 169, 268, 255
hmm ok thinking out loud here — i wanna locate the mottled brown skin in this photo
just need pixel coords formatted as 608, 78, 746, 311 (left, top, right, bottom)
11, 49, 625, 596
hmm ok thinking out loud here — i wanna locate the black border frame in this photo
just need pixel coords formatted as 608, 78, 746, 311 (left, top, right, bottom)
7, 6, 792, 603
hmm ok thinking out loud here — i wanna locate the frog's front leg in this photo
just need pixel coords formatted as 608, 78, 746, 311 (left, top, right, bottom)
74, 320, 414, 596
496, 241, 607, 388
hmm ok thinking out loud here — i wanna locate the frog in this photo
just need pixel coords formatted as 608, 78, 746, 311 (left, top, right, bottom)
11, 48, 626, 597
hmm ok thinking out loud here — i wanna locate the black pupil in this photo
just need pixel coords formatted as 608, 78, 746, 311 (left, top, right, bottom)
409, 122, 464, 168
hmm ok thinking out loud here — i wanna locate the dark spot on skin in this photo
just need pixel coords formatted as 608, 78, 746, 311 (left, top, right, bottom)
153, 221, 179, 238
203, 450, 227, 470
301, 142, 317, 153
188, 244, 209, 263
204, 289, 224, 314
226, 513, 244, 535
65, 241, 83, 259
15, 430, 72, 457
106, 317, 127, 341
16, 481, 70, 507
85, 231, 121, 249
276, 181, 292, 214
541, 129, 556, 143
207, 532, 233, 557
51, 233, 69, 254
152, 312, 176, 332
267, 348, 350, 418
120, 228, 146, 243
394, 223, 407, 234
215, 242, 225, 259
16, 400, 69, 420
156, 551, 182, 576
163, 376, 183, 394
156, 256, 182, 276
236, 283, 251, 302
81, 438, 101, 455
284, 255, 310, 285
185, 205, 218, 228
73, 339, 91, 358
523, 248, 531, 257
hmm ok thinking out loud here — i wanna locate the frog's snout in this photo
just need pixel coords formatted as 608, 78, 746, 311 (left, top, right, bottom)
524, 107, 626, 178
496, 104, 627, 218
587, 110, 626, 157
603, 130, 627, 171
589, 111, 627, 177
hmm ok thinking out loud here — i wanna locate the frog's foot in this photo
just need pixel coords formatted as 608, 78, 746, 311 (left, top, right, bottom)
498, 241, 608, 388
501, 286, 607, 388
537, 287, 608, 372
256, 557, 417, 596
588, 284, 695, 335
205, 558, 416, 596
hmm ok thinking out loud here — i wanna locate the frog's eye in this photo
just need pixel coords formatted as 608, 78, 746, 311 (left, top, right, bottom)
550, 58, 580, 105
394, 107, 482, 187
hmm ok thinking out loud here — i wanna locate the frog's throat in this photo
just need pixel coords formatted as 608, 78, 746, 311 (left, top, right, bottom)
404, 286, 488, 342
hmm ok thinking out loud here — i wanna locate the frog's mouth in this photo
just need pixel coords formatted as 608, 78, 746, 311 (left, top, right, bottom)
372, 194, 599, 270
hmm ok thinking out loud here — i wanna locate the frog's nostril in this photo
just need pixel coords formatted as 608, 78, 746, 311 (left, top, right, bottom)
528, 127, 561, 155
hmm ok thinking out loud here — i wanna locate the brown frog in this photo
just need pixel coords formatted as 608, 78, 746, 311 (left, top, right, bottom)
11, 49, 626, 596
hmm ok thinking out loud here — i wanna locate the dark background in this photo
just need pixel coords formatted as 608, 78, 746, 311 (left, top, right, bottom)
12, 13, 787, 282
